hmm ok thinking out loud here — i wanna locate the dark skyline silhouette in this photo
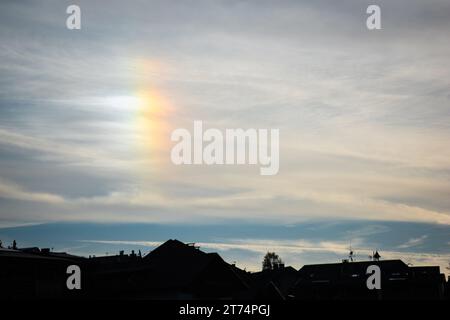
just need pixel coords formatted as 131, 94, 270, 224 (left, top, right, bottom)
1, 238, 448, 300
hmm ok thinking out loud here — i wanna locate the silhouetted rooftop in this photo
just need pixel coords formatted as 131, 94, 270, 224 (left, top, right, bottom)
138, 239, 247, 291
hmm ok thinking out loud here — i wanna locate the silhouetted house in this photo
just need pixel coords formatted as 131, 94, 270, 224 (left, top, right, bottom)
0, 247, 85, 299
291, 260, 445, 300
1, 240, 447, 300
409, 266, 446, 299
85, 250, 144, 298
88, 250, 142, 271
89, 240, 249, 299
139, 239, 249, 299
255, 281, 285, 300
246, 266, 298, 299
445, 276, 450, 299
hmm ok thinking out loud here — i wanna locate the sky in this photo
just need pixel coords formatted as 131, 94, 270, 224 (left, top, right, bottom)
0, 1, 449, 273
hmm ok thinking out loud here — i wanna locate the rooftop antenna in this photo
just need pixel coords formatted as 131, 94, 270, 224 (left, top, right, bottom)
373, 249, 381, 261
348, 241, 354, 262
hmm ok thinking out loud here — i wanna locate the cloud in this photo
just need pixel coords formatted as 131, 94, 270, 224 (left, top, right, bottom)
0, 177, 64, 204
80, 237, 450, 274
397, 235, 428, 249
0, 0, 450, 229
345, 225, 391, 238
0, 127, 132, 169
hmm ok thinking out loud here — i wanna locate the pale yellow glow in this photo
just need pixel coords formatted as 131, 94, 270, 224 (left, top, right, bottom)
135, 89, 173, 165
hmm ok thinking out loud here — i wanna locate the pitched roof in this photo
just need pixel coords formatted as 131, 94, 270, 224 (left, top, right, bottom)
138, 239, 246, 290
297, 260, 410, 283
0, 247, 82, 262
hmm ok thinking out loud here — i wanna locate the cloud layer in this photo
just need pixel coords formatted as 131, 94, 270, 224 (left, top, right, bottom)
0, 0, 450, 231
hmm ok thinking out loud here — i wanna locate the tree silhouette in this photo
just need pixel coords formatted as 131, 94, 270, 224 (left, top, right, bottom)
262, 252, 283, 271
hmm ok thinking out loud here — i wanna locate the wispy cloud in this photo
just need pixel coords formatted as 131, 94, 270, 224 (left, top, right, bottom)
1, 0, 450, 230
80, 238, 450, 274
0, 127, 132, 169
397, 235, 428, 249
0, 177, 64, 204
